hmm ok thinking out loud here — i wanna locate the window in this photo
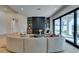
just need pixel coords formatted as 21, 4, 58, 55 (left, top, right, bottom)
54, 19, 60, 35
61, 13, 74, 43
77, 10, 79, 45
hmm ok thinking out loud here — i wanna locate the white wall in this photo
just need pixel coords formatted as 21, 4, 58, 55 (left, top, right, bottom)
0, 6, 27, 48
50, 17, 53, 34
0, 11, 7, 35
15, 14, 27, 33
7, 13, 27, 33
0, 12, 27, 35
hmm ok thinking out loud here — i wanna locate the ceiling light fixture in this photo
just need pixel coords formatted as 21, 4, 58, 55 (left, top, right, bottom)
21, 8, 24, 11
54, 8, 57, 10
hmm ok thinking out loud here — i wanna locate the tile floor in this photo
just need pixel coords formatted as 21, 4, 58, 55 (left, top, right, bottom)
63, 43, 79, 53
0, 42, 79, 53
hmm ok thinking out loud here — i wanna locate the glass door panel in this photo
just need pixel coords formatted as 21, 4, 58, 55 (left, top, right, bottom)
77, 10, 79, 45
61, 13, 74, 43
54, 19, 60, 35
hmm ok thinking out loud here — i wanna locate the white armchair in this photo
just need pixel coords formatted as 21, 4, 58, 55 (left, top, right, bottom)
47, 35, 65, 52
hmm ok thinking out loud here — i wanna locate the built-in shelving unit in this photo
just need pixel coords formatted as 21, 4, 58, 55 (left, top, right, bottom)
27, 17, 50, 34
27, 17, 32, 34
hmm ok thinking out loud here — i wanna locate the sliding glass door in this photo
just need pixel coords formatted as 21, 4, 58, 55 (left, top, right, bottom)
53, 8, 79, 48
61, 13, 74, 43
77, 10, 79, 45
54, 19, 60, 35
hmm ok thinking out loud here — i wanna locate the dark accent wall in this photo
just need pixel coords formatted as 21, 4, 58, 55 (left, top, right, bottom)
32, 17, 45, 34
27, 17, 45, 34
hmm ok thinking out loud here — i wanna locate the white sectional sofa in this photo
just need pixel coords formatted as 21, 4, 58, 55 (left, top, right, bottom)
24, 37, 47, 53
6, 34, 65, 53
6, 36, 23, 53
6, 36, 47, 53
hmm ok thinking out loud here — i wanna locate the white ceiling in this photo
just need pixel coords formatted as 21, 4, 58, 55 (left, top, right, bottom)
9, 5, 63, 17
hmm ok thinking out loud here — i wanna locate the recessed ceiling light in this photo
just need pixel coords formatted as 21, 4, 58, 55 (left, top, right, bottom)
54, 8, 57, 10
21, 8, 24, 11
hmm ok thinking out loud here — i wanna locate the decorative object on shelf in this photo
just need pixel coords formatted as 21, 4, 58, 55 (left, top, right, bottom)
12, 18, 15, 21
39, 29, 43, 36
